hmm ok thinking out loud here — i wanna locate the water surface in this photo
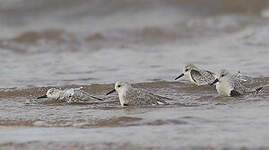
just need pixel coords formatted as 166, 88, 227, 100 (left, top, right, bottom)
1, 0, 269, 149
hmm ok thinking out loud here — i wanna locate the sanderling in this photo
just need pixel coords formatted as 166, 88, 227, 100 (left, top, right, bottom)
37, 87, 103, 103
175, 64, 216, 86
106, 81, 169, 106
211, 69, 263, 97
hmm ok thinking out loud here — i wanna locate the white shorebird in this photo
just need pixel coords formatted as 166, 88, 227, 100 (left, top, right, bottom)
106, 81, 169, 106
175, 64, 216, 86
211, 69, 263, 97
37, 87, 103, 103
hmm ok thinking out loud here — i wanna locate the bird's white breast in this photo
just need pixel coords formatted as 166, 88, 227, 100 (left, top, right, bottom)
118, 89, 128, 106
216, 82, 232, 96
186, 72, 197, 84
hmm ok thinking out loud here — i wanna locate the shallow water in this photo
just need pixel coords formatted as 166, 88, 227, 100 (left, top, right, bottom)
1, 0, 269, 150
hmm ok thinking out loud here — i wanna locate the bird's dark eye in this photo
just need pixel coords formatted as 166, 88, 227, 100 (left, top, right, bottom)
117, 85, 121, 88
221, 74, 225, 77
185, 69, 189, 72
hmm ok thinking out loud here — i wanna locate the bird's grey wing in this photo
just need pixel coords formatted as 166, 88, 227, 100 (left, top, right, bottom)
79, 90, 103, 101
146, 92, 169, 104
205, 70, 216, 78
201, 70, 216, 83
233, 83, 262, 95
67, 89, 103, 103
231, 72, 252, 83
230, 74, 261, 94
190, 70, 214, 85
190, 70, 202, 83
230, 78, 246, 94
205, 70, 214, 75
126, 89, 168, 105
125, 89, 151, 105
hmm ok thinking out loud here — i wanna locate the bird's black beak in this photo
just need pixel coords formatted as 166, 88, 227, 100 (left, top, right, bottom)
210, 79, 219, 85
175, 73, 184, 80
106, 89, 116, 95
37, 95, 47, 99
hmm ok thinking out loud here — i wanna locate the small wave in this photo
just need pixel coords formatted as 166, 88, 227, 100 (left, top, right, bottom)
9, 29, 74, 44
0, 29, 79, 53
0, 80, 267, 99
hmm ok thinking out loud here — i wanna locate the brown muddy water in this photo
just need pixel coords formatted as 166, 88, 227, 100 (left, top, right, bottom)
1, 0, 269, 150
